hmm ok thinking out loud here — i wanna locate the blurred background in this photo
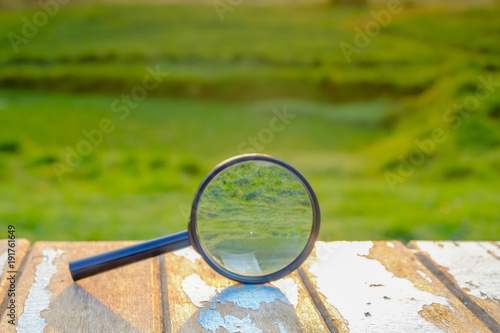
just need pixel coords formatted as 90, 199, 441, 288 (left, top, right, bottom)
0, 0, 499, 242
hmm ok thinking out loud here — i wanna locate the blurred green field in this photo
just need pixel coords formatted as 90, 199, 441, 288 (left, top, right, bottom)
0, 1, 499, 242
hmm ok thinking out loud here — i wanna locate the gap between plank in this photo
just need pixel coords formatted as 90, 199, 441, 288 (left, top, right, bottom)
410, 248, 500, 332
158, 255, 171, 333
297, 266, 338, 333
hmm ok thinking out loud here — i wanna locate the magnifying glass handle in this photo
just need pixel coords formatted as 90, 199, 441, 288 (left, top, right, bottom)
69, 230, 190, 281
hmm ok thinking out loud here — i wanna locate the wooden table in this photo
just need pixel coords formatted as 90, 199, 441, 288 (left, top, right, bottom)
1, 240, 499, 332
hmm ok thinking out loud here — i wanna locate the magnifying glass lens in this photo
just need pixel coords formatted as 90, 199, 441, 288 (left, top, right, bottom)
195, 161, 313, 277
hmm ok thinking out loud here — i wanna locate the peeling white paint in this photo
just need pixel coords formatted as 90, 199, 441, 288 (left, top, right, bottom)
181, 274, 216, 307
386, 242, 395, 248
216, 284, 290, 310
271, 278, 299, 308
417, 270, 433, 283
173, 248, 201, 263
309, 241, 450, 332
198, 310, 262, 333
274, 321, 287, 333
181, 273, 292, 311
17, 248, 64, 333
182, 273, 294, 331
417, 241, 500, 301
0, 251, 7, 275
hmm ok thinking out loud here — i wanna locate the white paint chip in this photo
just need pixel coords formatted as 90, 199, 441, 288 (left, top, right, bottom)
181, 274, 291, 310
181, 274, 216, 307
417, 241, 500, 301
0, 251, 7, 275
417, 270, 433, 283
173, 247, 201, 263
386, 242, 395, 248
217, 284, 290, 310
271, 278, 299, 308
198, 310, 262, 333
17, 247, 64, 333
309, 241, 450, 332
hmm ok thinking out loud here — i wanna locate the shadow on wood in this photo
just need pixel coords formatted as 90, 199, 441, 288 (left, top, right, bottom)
44, 283, 141, 333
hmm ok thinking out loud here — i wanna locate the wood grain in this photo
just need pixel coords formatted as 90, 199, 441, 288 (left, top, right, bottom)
410, 241, 500, 331
163, 247, 329, 332
300, 241, 491, 332
0, 241, 162, 333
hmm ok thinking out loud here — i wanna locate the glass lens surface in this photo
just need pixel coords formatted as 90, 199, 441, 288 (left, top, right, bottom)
196, 161, 313, 277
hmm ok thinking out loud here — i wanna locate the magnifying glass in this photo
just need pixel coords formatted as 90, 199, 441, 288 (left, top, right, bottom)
69, 154, 320, 284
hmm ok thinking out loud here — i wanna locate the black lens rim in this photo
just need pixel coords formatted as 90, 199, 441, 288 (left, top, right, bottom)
188, 154, 320, 284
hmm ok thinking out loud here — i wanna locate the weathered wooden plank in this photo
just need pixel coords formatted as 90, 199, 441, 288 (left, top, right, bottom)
3, 239, 497, 332
300, 241, 491, 333
0, 241, 162, 333
164, 247, 329, 332
0, 239, 30, 308
410, 241, 500, 331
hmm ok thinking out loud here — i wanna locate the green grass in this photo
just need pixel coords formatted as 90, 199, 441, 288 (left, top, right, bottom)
1, 89, 499, 242
0, 2, 499, 242
1, 3, 498, 100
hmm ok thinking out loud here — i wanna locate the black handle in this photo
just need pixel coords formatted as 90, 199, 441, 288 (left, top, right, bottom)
69, 230, 190, 281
